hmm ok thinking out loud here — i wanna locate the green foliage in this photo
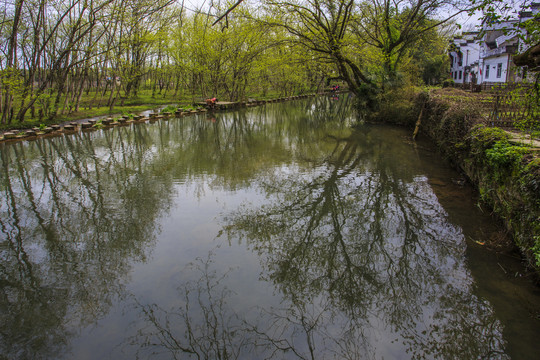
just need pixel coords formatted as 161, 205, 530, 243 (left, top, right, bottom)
442, 79, 454, 88
468, 126, 528, 183
421, 92, 540, 273
470, 125, 508, 149
503, 86, 540, 140
434, 101, 481, 153
1, 0, 326, 128
369, 85, 420, 124
160, 105, 177, 113
518, 13, 540, 46
470, 127, 538, 270
409, 24, 453, 86
93, 120, 104, 129
0, 0, 466, 128
485, 140, 527, 171
533, 235, 540, 266
474, 0, 540, 46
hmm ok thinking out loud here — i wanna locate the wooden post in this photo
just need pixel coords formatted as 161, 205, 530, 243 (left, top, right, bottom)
412, 103, 424, 141
492, 94, 500, 123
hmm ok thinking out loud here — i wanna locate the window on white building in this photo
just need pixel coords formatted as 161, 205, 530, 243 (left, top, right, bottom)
485, 65, 490, 79
459, 71, 462, 80
496, 63, 502, 78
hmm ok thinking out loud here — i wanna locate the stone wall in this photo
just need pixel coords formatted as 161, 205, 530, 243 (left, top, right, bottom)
417, 89, 540, 275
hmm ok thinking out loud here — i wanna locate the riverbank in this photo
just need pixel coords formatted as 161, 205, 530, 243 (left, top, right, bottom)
0, 86, 339, 136
3, 93, 538, 359
0, 93, 325, 143
399, 88, 540, 277
3, 88, 538, 276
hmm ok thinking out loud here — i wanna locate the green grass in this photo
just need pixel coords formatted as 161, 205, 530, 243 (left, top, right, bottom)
0, 91, 198, 131
0, 87, 319, 132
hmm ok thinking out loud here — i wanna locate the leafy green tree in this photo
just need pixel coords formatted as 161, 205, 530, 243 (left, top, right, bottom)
254, 0, 473, 109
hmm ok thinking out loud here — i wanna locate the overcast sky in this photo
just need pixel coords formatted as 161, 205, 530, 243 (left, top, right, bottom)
180, 0, 534, 32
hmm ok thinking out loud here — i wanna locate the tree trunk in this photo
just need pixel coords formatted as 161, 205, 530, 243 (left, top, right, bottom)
1, 0, 24, 124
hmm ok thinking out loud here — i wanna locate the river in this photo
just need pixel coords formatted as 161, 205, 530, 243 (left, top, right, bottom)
1, 95, 539, 359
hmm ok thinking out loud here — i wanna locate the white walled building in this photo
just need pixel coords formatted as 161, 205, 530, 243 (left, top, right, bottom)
478, 19, 522, 84
449, 2, 540, 86
449, 32, 480, 84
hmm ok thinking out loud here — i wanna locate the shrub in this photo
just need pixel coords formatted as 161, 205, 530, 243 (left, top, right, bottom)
442, 79, 454, 88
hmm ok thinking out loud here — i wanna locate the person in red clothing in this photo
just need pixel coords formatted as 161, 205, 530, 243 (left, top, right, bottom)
206, 97, 218, 109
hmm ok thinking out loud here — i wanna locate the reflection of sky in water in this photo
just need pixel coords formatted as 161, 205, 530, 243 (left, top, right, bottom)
0, 96, 538, 359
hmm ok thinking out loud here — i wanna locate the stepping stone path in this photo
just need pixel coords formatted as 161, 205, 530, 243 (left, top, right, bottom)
1, 93, 321, 143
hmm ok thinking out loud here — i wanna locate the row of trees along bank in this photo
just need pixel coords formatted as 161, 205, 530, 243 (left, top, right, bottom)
0, 0, 469, 127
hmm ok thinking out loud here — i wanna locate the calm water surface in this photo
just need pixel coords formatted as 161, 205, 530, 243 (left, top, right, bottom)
1, 96, 539, 359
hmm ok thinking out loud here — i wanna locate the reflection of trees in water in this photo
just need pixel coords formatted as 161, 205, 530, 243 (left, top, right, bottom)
0, 129, 174, 358
130, 123, 509, 359
130, 252, 373, 360
154, 96, 356, 191
0, 96, 511, 359
130, 252, 252, 360
0, 96, 354, 358
220, 127, 509, 359
129, 247, 506, 359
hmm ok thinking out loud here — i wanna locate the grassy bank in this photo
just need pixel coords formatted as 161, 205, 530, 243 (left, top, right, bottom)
0, 89, 289, 133
375, 87, 540, 276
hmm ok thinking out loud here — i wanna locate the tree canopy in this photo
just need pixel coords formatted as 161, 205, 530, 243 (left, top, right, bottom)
0, 0, 467, 125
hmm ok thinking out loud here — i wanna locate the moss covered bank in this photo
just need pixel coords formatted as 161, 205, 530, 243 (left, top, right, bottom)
377, 88, 540, 276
